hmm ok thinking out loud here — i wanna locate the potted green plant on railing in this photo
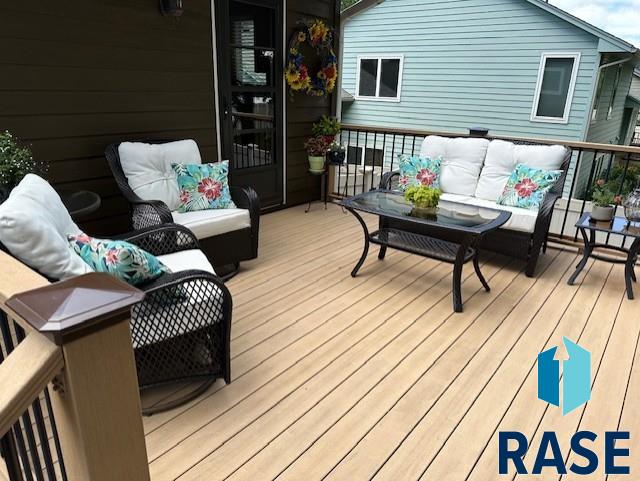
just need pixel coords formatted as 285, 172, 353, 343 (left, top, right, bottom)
0, 131, 45, 202
311, 115, 341, 145
404, 185, 442, 219
328, 141, 346, 165
304, 136, 330, 172
591, 179, 622, 222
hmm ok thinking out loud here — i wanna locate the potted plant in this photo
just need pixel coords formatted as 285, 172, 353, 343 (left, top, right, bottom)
311, 115, 341, 145
0, 131, 44, 202
591, 179, 622, 222
404, 185, 442, 219
304, 136, 330, 172
328, 141, 346, 165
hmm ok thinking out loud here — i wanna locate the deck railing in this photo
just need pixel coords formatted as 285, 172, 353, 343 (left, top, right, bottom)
332, 124, 640, 248
0, 252, 150, 481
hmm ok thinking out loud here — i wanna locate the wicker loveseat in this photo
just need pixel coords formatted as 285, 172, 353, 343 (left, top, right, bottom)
0, 175, 232, 414
380, 136, 571, 277
105, 139, 260, 277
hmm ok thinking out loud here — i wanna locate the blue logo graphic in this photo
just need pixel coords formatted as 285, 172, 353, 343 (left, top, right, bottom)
538, 337, 590, 415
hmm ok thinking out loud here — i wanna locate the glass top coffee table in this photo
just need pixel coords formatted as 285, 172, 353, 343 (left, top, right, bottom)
339, 190, 511, 312
568, 213, 640, 299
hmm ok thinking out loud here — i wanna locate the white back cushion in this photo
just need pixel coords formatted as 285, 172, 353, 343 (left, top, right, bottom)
420, 136, 489, 195
0, 174, 92, 280
475, 140, 568, 201
118, 140, 201, 211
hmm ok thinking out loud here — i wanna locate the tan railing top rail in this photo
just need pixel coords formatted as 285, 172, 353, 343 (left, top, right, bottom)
340, 123, 640, 155
0, 251, 63, 438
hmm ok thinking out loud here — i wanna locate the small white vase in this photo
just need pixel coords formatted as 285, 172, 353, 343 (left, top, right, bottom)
591, 205, 615, 222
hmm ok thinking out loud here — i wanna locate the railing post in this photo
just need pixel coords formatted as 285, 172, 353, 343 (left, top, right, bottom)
6, 273, 149, 481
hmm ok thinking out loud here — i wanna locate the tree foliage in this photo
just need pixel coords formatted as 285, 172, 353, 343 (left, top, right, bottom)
341, 0, 359, 11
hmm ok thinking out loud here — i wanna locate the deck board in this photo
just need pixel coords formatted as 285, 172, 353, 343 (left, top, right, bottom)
143, 204, 638, 481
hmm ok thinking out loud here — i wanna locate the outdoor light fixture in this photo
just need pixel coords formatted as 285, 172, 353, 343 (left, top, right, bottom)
160, 0, 184, 16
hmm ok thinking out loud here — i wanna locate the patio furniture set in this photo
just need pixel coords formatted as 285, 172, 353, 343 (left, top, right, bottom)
341, 135, 638, 309
0, 135, 636, 413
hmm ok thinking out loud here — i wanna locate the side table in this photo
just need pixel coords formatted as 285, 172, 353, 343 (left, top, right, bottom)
305, 168, 328, 213
568, 213, 640, 299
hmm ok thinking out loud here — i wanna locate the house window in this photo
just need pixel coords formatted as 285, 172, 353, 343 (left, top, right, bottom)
531, 52, 580, 124
346, 146, 384, 166
355, 55, 404, 101
607, 65, 623, 120
591, 72, 605, 121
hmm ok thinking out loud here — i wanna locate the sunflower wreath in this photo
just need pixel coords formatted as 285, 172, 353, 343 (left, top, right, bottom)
285, 19, 338, 97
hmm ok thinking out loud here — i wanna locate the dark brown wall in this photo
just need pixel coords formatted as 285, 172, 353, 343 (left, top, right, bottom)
285, 0, 339, 206
0, 0, 218, 235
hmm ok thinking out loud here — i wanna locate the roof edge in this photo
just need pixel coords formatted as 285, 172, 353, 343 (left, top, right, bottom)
524, 0, 637, 53
341, 0, 385, 21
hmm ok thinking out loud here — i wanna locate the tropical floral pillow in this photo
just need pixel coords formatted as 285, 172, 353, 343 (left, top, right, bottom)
397, 154, 442, 191
497, 163, 562, 211
68, 234, 169, 286
172, 161, 236, 213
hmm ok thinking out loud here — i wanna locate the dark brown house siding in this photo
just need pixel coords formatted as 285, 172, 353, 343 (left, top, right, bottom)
0, 0, 338, 234
0, 0, 218, 235
285, 0, 340, 206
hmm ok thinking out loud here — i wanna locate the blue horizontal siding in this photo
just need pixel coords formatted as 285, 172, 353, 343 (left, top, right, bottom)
341, 0, 600, 144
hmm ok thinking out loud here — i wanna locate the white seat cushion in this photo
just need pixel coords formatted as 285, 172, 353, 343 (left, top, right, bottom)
420, 136, 489, 196
157, 249, 216, 275
118, 140, 202, 212
171, 208, 251, 240
0, 174, 93, 280
441, 193, 538, 234
475, 140, 568, 201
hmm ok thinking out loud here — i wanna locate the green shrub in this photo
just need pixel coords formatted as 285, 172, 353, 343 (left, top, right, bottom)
0, 131, 45, 187
404, 185, 442, 208
311, 115, 341, 137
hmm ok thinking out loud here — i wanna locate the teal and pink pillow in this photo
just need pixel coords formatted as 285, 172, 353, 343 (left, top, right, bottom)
497, 163, 562, 211
68, 234, 168, 286
397, 154, 442, 191
172, 161, 236, 213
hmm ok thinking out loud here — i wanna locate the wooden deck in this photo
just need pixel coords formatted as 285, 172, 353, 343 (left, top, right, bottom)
142, 204, 639, 481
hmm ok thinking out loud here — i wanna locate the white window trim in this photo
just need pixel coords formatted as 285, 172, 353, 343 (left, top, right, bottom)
355, 54, 404, 102
530, 52, 581, 124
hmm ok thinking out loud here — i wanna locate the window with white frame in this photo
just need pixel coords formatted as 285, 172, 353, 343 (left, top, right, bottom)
355, 55, 404, 101
531, 52, 580, 124
346, 146, 384, 167
607, 64, 623, 120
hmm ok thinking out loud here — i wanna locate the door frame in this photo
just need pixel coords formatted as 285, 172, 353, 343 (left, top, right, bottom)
210, 0, 287, 207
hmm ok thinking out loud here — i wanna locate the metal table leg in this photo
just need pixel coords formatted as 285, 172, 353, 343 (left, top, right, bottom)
345, 207, 370, 277
452, 237, 473, 313
625, 239, 640, 300
568, 227, 594, 285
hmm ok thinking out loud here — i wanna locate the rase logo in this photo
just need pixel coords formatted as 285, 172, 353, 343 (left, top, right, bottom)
538, 337, 590, 415
498, 338, 631, 476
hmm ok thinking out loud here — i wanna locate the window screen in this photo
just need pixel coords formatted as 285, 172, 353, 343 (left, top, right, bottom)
536, 57, 575, 118
379, 59, 400, 97
358, 59, 378, 97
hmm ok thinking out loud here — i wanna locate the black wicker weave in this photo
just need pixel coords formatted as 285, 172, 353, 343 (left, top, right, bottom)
105, 140, 260, 275
379, 144, 571, 277
0, 223, 232, 415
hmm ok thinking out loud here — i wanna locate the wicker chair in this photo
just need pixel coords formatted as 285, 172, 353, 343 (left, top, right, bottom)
0, 222, 232, 415
105, 139, 260, 277
379, 144, 571, 277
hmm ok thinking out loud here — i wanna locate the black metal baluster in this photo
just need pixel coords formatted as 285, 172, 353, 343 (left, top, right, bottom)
354, 130, 360, 196
362, 131, 368, 194
1, 433, 24, 481
411, 135, 416, 155
43, 389, 66, 481
371, 131, 377, 191
380, 132, 387, 189
575, 150, 599, 241
560, 149, 582, 239
390, 134, 397, 172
